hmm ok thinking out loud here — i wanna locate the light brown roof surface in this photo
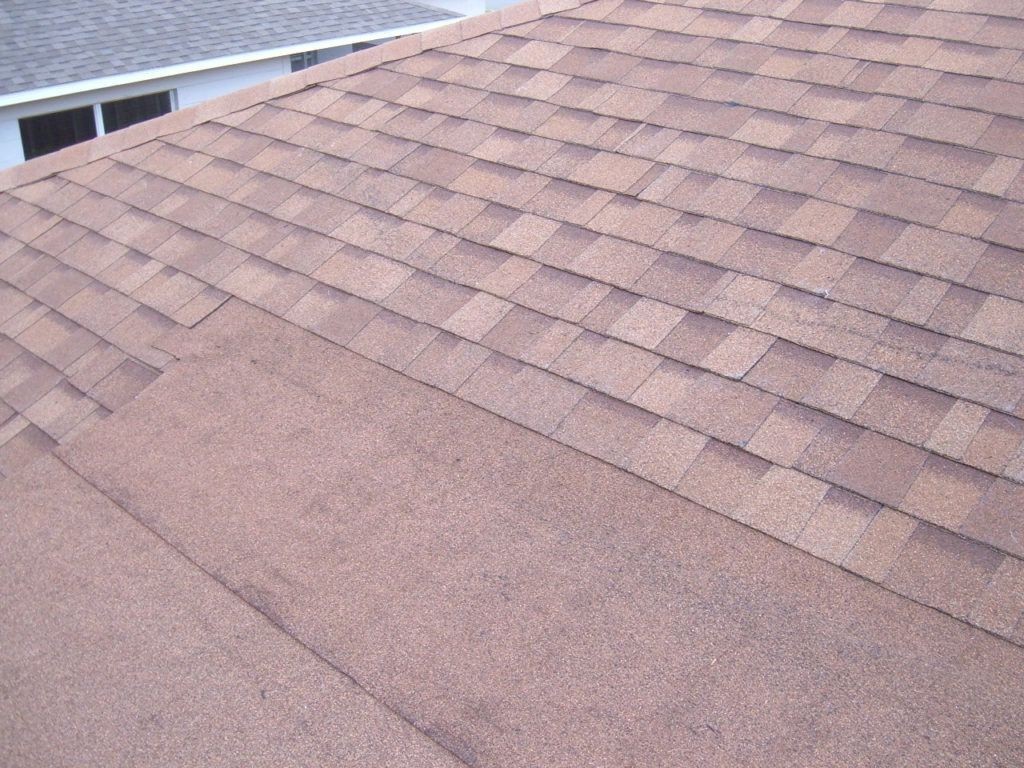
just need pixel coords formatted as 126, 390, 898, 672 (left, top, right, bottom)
1, 0, 1024, 763
6, 297, 1021, 767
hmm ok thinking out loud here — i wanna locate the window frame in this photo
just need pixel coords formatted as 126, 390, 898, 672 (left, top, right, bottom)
18, 105, 98, 160
17, 88, 177, 161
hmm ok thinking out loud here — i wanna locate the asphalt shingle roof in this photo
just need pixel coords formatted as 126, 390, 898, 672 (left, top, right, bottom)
0, 0, 457, 96
2, 0, 1024, 763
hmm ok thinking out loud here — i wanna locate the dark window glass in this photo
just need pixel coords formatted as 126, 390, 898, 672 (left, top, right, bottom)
290, 51, 318, 72
19, 106, 97, 160
101, 91, 172, 132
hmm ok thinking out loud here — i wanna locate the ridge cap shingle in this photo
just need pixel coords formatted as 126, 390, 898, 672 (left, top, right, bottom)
0, 0, 582, 194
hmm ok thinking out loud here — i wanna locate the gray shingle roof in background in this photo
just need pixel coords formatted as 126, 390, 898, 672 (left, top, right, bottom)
0, 0, 457, 96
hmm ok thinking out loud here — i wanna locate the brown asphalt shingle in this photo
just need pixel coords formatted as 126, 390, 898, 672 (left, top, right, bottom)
1, 1, 1024, 756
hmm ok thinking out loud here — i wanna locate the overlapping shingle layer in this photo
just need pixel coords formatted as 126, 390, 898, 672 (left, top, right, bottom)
1, 0, 1023, 643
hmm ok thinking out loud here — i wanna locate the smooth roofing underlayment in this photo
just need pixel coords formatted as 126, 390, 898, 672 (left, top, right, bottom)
0, 0, 458, 95
1, 0, 1023, 764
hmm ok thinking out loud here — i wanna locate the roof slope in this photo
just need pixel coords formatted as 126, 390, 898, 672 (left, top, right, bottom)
1, 0, 1024, 651
0, 0, 457, 96
8, 296, 1024, 765
6, 296, 1022, 767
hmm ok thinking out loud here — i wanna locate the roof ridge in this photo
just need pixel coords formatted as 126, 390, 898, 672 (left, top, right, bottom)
0, 0, 586, 194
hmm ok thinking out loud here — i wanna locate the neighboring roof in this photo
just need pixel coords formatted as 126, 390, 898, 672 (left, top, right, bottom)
0, 0, 458, 97
1, 0, 1024, 762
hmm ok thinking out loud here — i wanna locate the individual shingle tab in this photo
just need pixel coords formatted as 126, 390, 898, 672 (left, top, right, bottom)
970, 556, 1024, 638
0, 421, 56, 477
284, 283, 380, 345
746, 401, 827, 468
404, 332, 491, 393
550, 331, 661, 399
853, 377, 954, 446
625, 418, 707, 489
843, 507, 918, 582
739, 464, 829, 542
89, 359, 160, 411
901, 454, 992, 530
217, 257, 314, 317
796, 487, 879, 565
347, 310, 439, 371
827, 430, 928, 508
553, 390, 659, 468
962, 480, 1024, 559
677, 441, 772, 517
884, 524, 1004, 620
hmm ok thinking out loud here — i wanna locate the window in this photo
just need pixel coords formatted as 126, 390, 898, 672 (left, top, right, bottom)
19, 106, 97, 160
18, 89, 174, 162
290, 51, 318, 72
101, 91, 172, 132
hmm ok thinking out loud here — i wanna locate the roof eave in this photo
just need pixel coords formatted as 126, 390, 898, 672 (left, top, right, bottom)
0, 17, 461, 111
0, 0, 578, 192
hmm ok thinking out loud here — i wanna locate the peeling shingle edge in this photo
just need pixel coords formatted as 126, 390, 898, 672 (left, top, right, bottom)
0, 0, 581, 194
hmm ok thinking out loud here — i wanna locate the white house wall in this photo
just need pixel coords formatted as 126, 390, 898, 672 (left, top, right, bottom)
174, 57, 290, 109
0, 57, 290, 169
0, 117, 22, 172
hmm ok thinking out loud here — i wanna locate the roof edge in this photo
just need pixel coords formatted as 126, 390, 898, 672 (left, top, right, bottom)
0, 0, 581, 194
0, 18, 460, 111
